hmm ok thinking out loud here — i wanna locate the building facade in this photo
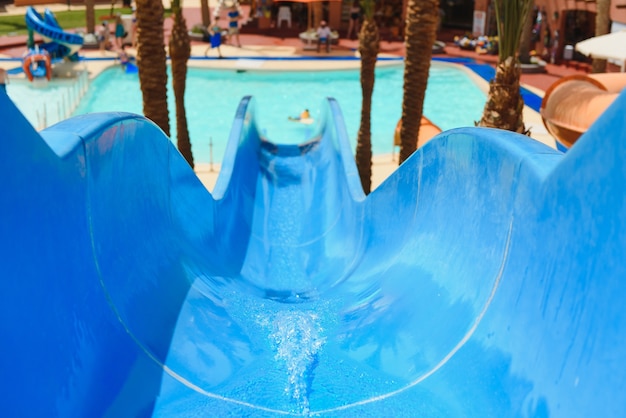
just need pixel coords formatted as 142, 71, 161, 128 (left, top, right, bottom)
472, 0, 626, 63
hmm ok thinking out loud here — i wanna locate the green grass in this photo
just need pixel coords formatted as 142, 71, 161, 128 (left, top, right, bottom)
0, 8, 170, 37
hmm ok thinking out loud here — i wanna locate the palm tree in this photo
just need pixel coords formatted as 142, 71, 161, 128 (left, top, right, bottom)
518, 1, 535, 65
398, 0, 440, 164
592, 0, 610, 73
201, 0, 211, 28
135, 0, 170, 136
169, 0, 194, 168
355, 0, 379, 195
477, 0, 532, 134
85, 0, 95, 35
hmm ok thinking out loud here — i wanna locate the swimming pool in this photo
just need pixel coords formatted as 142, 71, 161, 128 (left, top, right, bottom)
6, 69, 89, 130
9, 62, 487, 164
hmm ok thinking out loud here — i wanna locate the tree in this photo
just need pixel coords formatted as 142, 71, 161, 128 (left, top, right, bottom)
169, 0, 194, 168
355, 0, 379, 195
592, 0, 611, 73
477, 0, 532, 134
201, 0, 211, 28
398, 0, 440, 164
109, 0, 116, 20
135, 0, 170, 136
85, 0, 95, 35
518, 1, 535, 65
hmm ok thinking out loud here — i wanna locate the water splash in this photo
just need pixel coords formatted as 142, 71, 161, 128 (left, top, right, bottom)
261, 310, 326, 415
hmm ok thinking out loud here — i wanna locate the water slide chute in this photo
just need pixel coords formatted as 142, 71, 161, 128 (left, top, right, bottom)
24, 6, 83, 60
394, 116, 442, 150
2, 86, 626, 416
541, 72, 626, 147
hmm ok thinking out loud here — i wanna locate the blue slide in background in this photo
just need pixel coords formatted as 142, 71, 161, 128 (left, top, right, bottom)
1, 84, 626, 416
25, 6, 83, 59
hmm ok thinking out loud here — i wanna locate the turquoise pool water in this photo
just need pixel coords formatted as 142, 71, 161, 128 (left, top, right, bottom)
9, 62, 487, 164
7, 72, 89, 131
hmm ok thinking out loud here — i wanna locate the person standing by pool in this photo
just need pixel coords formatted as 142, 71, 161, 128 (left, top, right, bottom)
228, 3, 242, 48
205, 18, 224, 58
97, 21, 110, 53
346, 1, 361, 40
316, 20, 332, 53
114, 13, 127, 49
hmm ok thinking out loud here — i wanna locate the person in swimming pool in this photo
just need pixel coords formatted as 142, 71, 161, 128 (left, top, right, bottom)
288, 109, 311, 122
118, 44, 130, 65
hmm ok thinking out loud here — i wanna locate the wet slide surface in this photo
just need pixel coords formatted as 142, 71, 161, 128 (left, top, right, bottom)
2, 89, 626, 417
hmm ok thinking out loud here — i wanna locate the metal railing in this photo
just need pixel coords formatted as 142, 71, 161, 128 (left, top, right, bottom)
34, 67, 89, 130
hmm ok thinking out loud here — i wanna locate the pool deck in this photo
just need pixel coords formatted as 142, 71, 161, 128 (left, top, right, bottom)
0, 1, 593, 191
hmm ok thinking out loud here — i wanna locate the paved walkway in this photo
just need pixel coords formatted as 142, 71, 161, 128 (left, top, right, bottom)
0, 2, 593, 191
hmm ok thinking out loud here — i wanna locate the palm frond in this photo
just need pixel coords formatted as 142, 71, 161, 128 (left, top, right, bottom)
493, 0, 533, 60
360, 0, 376, 20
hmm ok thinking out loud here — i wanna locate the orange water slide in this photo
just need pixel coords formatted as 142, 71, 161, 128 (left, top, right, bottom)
540, 73, 626, 148
394, 116, 442, 150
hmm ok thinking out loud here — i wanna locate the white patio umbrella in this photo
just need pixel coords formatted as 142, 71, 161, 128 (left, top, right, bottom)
575, 30, 626, 72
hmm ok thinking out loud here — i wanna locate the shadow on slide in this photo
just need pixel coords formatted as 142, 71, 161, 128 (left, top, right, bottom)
1, 88, 626, 416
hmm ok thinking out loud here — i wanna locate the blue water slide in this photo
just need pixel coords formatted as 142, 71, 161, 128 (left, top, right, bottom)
1, 85, 626, 416
25, 6, 83, 58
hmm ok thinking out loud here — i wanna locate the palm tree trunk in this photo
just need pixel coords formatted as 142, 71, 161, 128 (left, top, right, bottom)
399, 0, 439, 164
169, 0, 194, 168
592, 0, 610, 73
478, 56, 526, 133
355, 17, 379, 195
477, 0, 532, 135
201, 0, 211, 27
135, 0, 170, 136
85, 0, 95, 35
518, 0, 535, 64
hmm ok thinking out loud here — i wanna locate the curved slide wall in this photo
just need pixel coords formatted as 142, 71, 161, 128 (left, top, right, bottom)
25, 6, 83, 58
541, 72, 626, 148
1, 87, 626, 416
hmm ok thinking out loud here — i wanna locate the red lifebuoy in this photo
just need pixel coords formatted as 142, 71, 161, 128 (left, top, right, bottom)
22, 52, 52, 82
